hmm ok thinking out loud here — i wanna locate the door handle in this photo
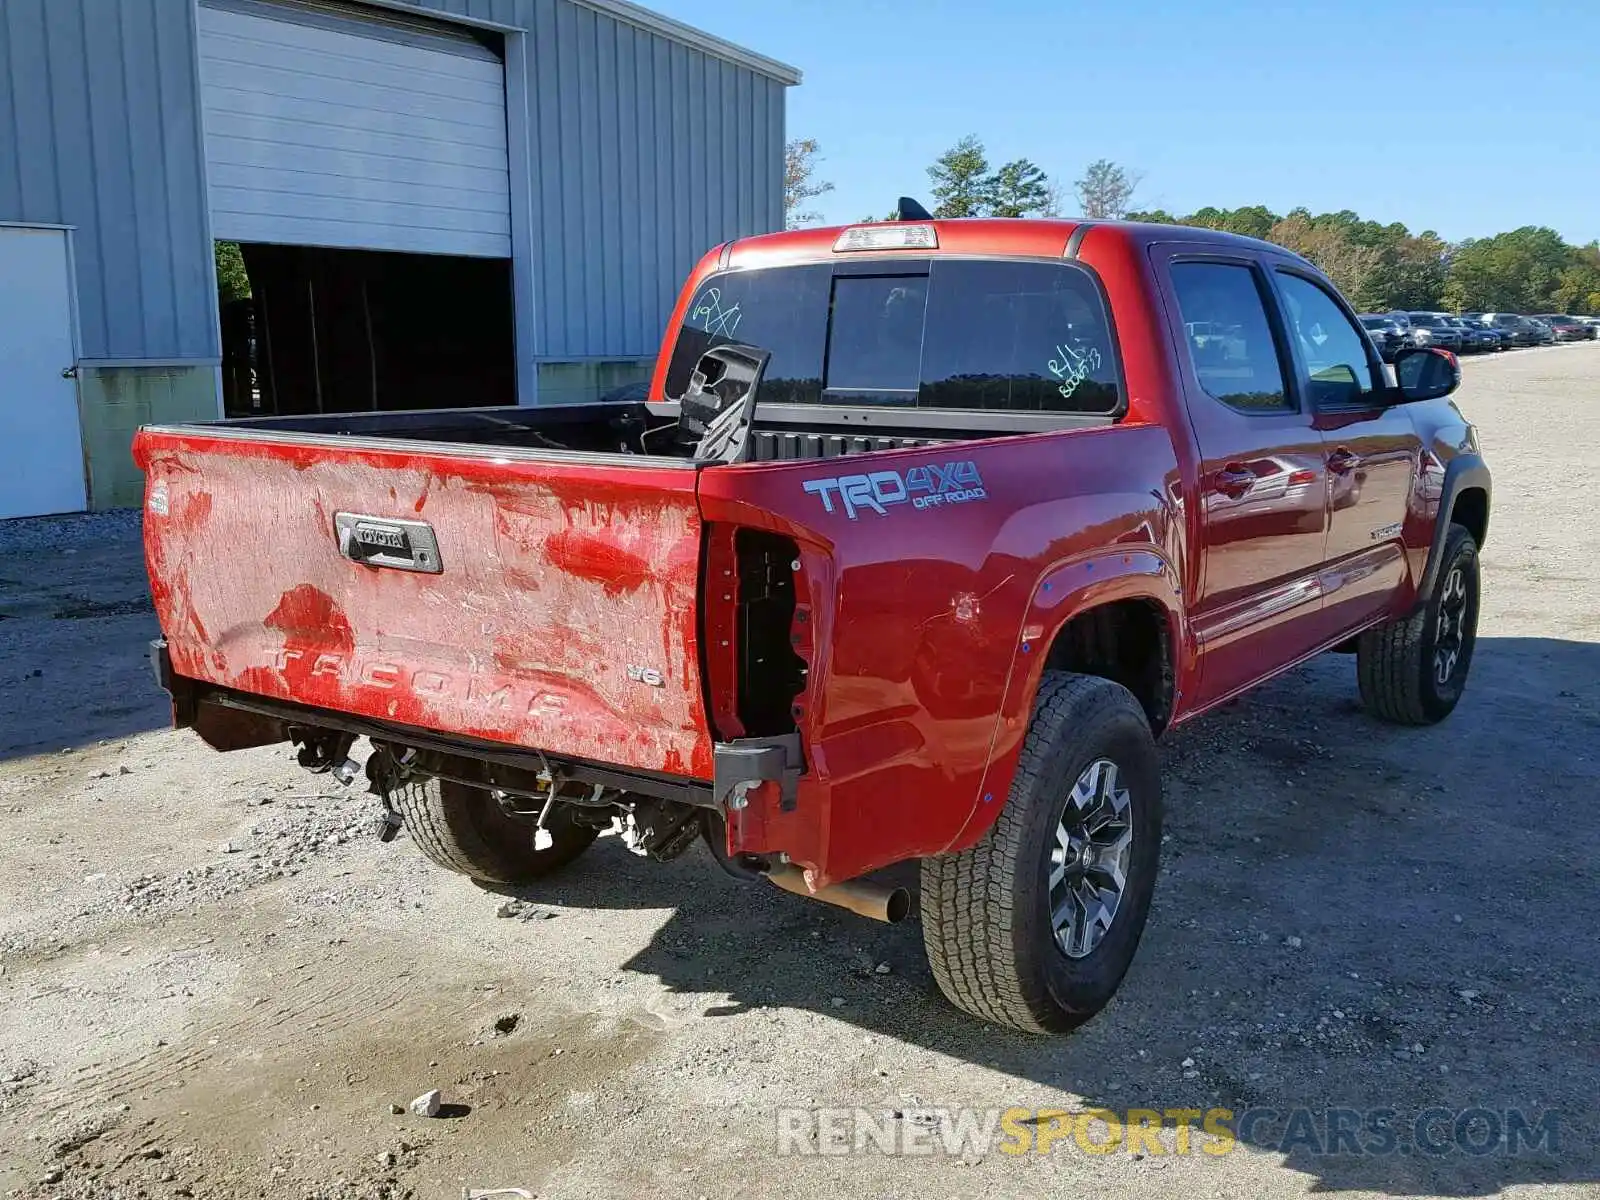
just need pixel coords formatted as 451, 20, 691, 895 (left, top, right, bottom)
1212, 464, 1255, 498
1327, 448, 1361, 475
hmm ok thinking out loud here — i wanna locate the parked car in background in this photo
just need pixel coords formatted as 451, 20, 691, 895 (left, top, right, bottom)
1448, 316, 1500, 353
1358, 314, 1407, 360
1455, 314, 1505, 351
1532, 314, 1597, 341
1525, 318, 1556, 345
1406, 312, 1464, 351
1482, 313, 1543, 347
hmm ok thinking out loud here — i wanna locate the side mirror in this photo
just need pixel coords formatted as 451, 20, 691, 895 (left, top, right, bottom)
1391, 346, 1461, 403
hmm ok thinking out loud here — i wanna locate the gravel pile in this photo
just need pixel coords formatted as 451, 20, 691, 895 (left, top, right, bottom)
0, 508, 143, 555
105, 789, 379, 919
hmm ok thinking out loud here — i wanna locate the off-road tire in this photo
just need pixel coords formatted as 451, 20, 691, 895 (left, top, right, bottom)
1357, 522, 1480, 725
392, 778, 597, 885
921, 672, 1163, 1033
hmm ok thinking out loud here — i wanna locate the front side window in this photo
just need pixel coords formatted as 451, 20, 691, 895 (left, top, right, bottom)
1277, 273, 1378, 408
663, 259, 1122, 414
1169, 262, 1290, 412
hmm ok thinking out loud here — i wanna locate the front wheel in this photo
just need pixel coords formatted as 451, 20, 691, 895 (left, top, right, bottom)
1357, 522, 1481, 725
921, 673, 1163, 1033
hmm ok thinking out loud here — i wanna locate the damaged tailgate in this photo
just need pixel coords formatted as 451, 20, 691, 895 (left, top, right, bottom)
135, 428, 714, 779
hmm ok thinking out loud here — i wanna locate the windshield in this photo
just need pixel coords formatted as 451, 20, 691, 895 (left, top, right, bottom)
1409, 313, 1443, 327
664, 259, 1123, 414
1359, 317, 1387, 329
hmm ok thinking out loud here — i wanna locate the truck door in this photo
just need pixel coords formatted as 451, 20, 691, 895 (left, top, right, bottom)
1266, 267, 1420, 637
1154, 249, 1331, 708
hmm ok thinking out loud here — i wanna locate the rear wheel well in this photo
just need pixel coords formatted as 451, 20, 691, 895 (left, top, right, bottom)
1451, 486, 1489, 548
1043, 599, 1174, 735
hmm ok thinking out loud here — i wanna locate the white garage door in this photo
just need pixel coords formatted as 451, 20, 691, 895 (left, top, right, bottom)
198, 0, 511, 257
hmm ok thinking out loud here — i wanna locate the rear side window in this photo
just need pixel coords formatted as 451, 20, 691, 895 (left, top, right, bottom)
1169, 262, 1290, 412
663, 259, 1121, 414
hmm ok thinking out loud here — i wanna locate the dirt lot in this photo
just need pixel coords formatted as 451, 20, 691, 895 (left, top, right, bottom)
2, 345, 1597, 1200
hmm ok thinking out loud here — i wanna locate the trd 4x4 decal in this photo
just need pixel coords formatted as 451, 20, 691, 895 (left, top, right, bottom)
803, 461, 987, 520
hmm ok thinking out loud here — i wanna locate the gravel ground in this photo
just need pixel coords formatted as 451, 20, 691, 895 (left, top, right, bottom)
0, 509, 142, 555
1, 345, 1597, 1200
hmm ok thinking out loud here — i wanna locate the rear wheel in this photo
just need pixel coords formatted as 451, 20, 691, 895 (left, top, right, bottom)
1357, 522, 1480, 725
921, 673, 1163, 1033
391, 778, 597, 885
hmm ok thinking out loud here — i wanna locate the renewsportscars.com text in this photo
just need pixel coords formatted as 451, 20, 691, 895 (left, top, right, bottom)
775, 1106, 1560, 1159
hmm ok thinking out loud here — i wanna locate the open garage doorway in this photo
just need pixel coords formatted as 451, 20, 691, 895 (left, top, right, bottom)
217, 243, 514, 418
199, 0, 517, 418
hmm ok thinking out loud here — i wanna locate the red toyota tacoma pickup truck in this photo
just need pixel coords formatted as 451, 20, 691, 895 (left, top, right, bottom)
136, 211, 1490, 1033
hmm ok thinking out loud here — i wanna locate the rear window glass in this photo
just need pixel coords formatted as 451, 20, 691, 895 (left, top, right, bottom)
662, 259, 1121, 414
826, 275, 929, 394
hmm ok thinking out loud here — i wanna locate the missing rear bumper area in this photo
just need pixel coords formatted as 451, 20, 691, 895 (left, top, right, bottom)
151, 639, 800, 814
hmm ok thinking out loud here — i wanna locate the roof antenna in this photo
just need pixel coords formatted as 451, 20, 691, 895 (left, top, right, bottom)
892, 197, 933, 222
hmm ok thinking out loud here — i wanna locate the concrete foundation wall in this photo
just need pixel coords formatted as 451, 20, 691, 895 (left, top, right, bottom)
535, 359, 654, 406
78, 366, 218, 509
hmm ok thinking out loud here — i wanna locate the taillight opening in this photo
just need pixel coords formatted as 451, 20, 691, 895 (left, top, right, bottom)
734, 530, 809, 738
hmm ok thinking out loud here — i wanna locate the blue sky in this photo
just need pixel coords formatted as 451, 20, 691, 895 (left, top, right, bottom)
647, 0, 1600, 244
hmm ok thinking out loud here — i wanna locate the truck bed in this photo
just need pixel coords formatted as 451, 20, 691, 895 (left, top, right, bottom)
134, 393, 1122, 851
176, 399, 1112, 464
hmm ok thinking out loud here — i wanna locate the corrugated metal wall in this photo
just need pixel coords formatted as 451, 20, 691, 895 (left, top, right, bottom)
409, 0, 788, 360
0, 0, 789, 367
0, 0, 217, 361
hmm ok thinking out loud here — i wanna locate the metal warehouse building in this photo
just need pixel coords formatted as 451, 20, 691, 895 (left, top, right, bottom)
0, 0, 798, 516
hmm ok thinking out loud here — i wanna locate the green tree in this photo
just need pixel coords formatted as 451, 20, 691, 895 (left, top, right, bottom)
1218, 205, 1279, 240
1552, 244, 1600, 313
1380, 232, 1450, 311
215, 241, 250, 304
1443, 226, 1572, 313
1181, 205, 1279, 239
784, 138, 835, 228
928, 135, 992, 218
985, 158, 1051, 218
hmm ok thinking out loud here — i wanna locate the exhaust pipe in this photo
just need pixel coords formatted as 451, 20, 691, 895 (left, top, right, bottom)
765, 863, 910, 924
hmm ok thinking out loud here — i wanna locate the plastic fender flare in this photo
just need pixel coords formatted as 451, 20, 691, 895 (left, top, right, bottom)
1416, 454, 1491, 607
939, 547, 1187, 856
